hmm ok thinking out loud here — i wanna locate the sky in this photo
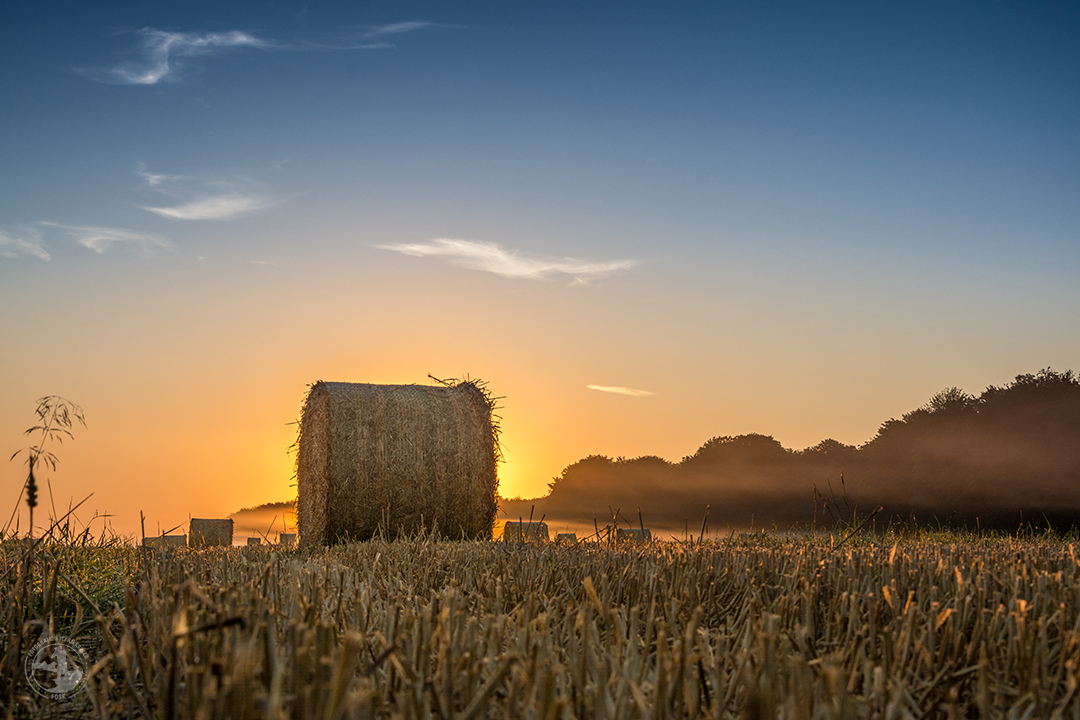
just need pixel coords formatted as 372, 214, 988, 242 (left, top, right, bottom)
2, 0, 1078, 539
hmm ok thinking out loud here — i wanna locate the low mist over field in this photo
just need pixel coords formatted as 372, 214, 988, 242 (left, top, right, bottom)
228, 500, 297, 540
502, 369, 1080, 532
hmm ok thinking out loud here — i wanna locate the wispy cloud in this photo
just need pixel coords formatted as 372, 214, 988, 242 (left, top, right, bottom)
363, 21, 434, 38
85, 23, 442, 84
376, 239, 635, 284
41, 223, 171, 255
84, 29, 272, 85
136, 162, 185, 187
0, 228, 50, 261
134, 165, 280, 220
298, 22, 438, 50
587, 385, 655, 397
142, 195, 272, 220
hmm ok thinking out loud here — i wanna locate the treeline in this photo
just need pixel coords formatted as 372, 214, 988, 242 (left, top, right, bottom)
502, 369, 1080, 531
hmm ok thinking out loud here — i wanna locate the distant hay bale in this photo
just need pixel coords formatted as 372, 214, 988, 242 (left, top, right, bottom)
246, 537, 262, 546
556, 533, 577, 544
279, 532, 297, 546
296, 379, 500, 544
502, 521, 549, 543
189, 519, 233, 548
617, 528, 652, 544
143, 535, 186, 548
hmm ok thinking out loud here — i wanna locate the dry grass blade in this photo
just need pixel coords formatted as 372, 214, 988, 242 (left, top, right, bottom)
5, 524, 1080, 718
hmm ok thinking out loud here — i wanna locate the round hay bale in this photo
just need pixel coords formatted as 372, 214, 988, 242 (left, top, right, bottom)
296, 379, 500, 543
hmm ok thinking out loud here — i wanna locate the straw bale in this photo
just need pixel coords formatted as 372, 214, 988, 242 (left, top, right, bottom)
296, 379, 500, 543
616, 528, 652, 544
278, 532, 297, 546
189, 518, 233, 548
246, 537, 262, 546
142, 535, 187, 548
502, 521, 549, 543
555, 533, 577, 544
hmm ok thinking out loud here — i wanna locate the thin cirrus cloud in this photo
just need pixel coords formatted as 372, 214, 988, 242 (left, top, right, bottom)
0, 228, 50, 261
136, 163, 185, 187
587, 385, 655, 397
41, 223, 171, 255
85, 23, 441, 85
135, 164, 278, 220
142, 194, 273, 220
300, 21, 438, 50
362, 21, 435, 39
375, 239, 635, 284
84, 29, 273, 85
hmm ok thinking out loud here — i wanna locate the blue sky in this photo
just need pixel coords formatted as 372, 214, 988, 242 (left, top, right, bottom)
1, 0, 1078, 535
3, 2, 1077, 261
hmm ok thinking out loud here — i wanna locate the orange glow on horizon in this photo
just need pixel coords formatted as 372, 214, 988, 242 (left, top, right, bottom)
2, 253, 1071, 540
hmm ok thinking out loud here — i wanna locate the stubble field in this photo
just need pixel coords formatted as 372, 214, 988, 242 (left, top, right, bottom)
3, 530, 1079, 719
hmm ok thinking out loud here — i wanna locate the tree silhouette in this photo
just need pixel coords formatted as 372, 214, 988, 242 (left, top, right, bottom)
509, 368, 1080, 531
